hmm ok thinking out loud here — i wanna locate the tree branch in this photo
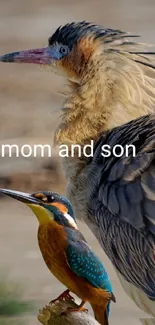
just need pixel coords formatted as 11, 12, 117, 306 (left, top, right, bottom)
38, 299, 100, 325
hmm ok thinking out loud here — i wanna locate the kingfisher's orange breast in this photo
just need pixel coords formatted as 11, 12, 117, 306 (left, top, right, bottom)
37, 221, 109, 305
37, 221, 78, 292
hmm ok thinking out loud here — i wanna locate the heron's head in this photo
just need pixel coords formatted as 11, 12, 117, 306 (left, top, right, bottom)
1, 21, 155, 130
0, 21, 125, 83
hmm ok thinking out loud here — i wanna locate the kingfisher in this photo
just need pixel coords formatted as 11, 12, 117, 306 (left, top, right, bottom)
1, 21, 155, 318
0, 188, 115, 325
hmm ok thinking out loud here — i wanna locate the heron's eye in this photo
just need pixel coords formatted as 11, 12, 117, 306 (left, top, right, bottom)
59, 45, 69, 56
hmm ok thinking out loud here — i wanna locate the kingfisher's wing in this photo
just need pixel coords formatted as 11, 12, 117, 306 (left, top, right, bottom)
66, 230, 113, 294
88, 114, 155, 300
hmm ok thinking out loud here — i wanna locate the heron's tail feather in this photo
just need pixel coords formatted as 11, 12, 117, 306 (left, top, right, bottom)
117, 270, 155, 324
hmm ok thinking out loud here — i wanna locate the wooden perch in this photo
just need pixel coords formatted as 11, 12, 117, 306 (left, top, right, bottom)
38, 299, 100, 325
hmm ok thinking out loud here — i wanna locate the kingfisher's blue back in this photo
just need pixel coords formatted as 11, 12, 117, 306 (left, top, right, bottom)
65, 227, 114, 315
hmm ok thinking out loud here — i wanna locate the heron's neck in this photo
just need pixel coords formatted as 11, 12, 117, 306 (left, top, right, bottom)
55, 57, 153, 146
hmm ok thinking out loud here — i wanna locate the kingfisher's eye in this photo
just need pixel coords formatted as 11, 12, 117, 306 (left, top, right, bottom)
59, 45, 69, 56
48, 196, 55, 203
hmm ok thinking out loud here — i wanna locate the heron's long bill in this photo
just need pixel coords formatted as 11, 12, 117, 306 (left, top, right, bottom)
0, 47, 55, 64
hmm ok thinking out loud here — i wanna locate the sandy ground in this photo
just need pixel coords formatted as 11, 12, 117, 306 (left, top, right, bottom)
0, 0, 155, 324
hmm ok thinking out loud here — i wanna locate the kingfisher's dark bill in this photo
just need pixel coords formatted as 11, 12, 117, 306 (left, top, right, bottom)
0, 188, 41, 204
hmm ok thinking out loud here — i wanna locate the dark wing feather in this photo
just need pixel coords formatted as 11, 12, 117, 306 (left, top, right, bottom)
88, 114, 155, 299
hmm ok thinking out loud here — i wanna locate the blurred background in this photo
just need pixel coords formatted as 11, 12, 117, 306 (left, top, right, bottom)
0, 0, 155, 324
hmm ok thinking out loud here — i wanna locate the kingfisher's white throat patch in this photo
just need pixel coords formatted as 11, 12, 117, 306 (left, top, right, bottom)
64, 212, 78, 229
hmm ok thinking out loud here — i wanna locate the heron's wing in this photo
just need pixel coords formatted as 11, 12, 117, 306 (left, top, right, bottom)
89, 114, 155, 299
